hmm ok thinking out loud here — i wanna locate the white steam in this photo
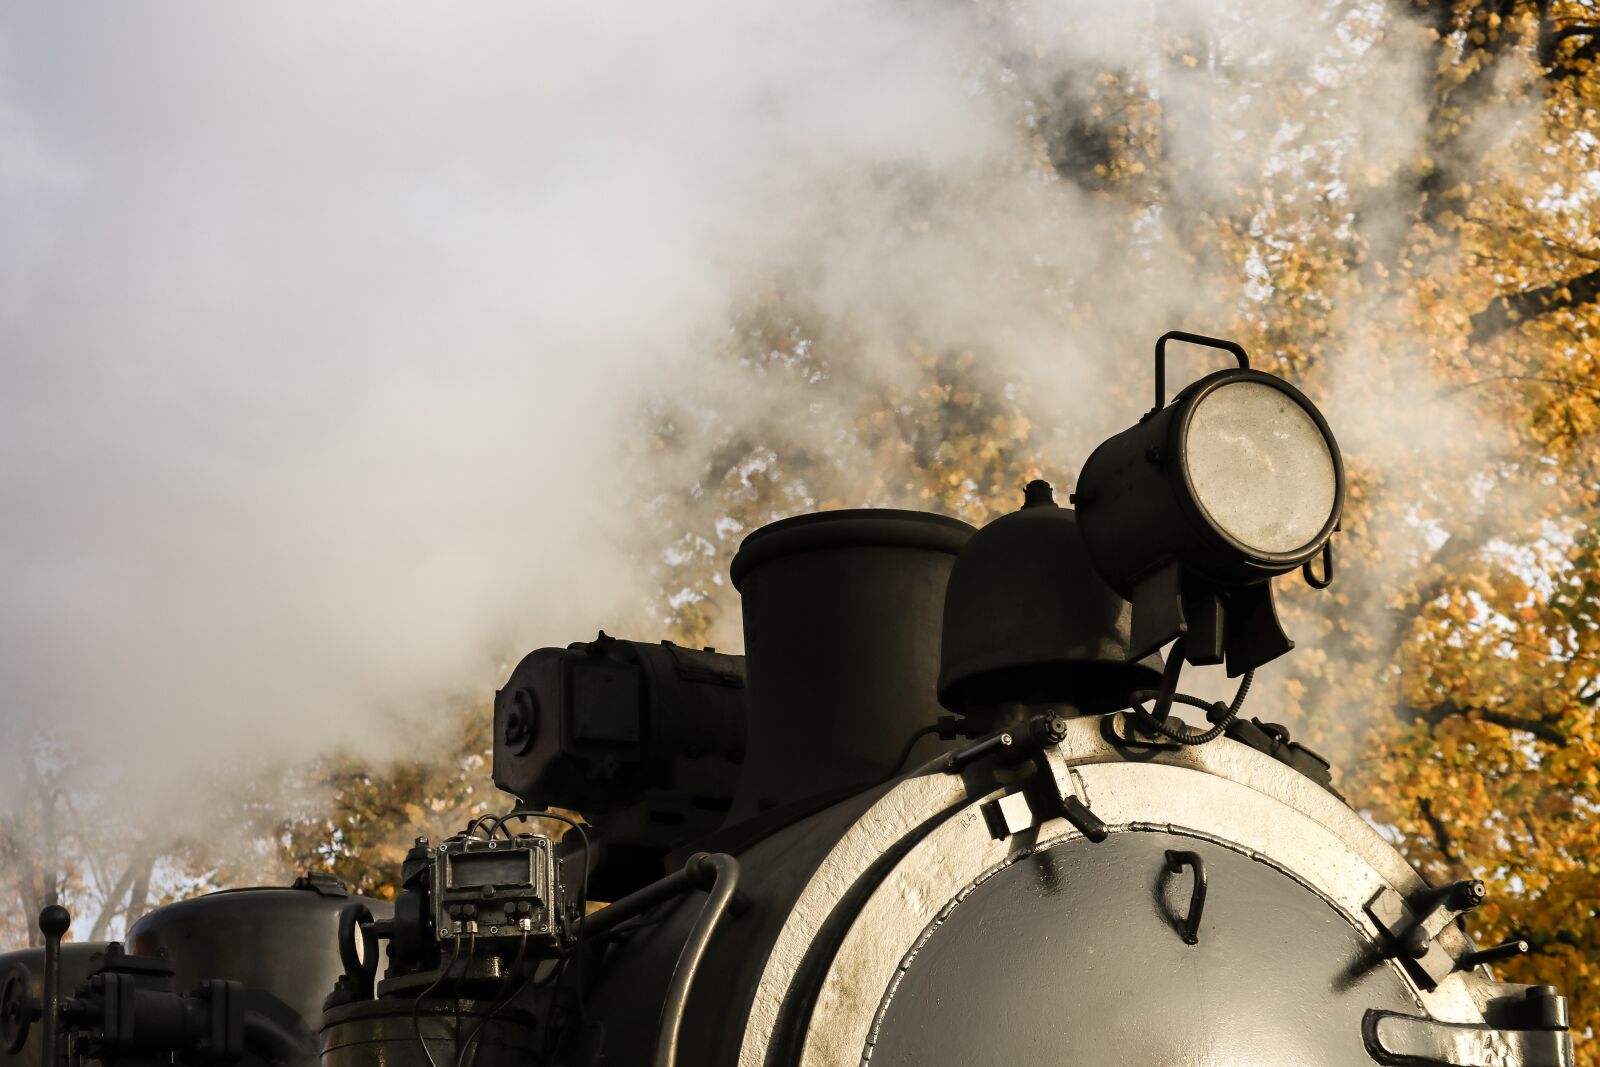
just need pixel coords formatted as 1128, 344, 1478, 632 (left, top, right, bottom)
0, 2, 1441, 832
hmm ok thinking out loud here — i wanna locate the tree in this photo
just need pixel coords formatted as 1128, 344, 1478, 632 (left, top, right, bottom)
640, 1, 1600, 1055
12, 0, 1600, 1053
0, 739, 164, 946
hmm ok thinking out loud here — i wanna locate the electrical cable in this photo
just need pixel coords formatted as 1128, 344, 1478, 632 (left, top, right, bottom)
500, 808, 591, 1052
456, 929, 530, 1067
464, 814, 500, 840
1129, 670, 1254, 746
452, 934, 476, 1067
411, 930, 464, 1067
884, 724, 941, 782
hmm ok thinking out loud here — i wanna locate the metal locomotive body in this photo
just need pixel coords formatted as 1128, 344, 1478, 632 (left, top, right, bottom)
0, 335, 1576, 1066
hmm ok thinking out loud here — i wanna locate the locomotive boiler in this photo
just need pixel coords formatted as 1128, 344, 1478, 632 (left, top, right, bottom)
0, 333, 1575, 1066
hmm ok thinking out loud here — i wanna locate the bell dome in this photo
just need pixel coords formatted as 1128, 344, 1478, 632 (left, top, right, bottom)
937, 480, 1162, 714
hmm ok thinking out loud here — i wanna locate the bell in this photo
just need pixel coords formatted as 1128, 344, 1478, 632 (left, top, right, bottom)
937, 480, 1163, 715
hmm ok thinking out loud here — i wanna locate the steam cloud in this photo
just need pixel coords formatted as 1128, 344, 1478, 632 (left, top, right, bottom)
0, 3, 1459, 848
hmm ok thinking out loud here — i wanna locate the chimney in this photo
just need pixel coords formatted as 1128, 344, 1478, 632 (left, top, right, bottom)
727, 508, 973, 819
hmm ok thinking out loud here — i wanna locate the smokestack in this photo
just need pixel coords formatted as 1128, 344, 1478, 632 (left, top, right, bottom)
727, 509, 974, 818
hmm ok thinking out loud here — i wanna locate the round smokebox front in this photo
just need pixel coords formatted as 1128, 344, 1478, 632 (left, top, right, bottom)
863, 832, 1416, 1066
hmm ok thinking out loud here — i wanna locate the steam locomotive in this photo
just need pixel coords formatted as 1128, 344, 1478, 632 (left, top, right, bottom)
0, 333, 1575, 1066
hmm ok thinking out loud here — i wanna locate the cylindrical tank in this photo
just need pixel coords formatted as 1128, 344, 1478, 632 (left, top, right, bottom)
728, 509, 974, 817
126, 876, 391, 1027
320, 996, 539, 1067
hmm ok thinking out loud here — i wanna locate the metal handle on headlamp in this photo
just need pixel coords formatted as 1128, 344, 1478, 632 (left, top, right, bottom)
1154, 331, 1250, 412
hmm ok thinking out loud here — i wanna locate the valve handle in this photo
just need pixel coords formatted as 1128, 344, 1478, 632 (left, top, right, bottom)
37, 906, 69, 1067
0, 963, 35, 1054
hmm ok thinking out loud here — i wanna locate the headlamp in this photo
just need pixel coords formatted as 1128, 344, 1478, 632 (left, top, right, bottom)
1074, 331, 1343, 675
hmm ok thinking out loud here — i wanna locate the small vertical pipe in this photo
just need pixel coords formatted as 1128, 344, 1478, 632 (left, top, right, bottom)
38, 905, 70, 1067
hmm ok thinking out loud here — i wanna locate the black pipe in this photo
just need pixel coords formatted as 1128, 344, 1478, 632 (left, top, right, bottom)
654, 853, 740, 1067
37, 906, 69, 1067
1460, 939, 1531, 970
242, 1009, 314, 1065
576, 866, 700, 942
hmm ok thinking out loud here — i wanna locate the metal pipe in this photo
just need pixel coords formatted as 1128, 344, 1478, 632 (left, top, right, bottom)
575, 867, 700, 942
654, 853, 741, 1067
37, 906, 70, 1067
242, 1008, 313, 1064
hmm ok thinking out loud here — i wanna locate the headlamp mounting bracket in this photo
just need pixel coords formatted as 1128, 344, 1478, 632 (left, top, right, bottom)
1128, 561, 1294, 676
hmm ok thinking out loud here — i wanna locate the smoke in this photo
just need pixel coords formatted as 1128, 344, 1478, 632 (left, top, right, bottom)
0, 1, 1466, 859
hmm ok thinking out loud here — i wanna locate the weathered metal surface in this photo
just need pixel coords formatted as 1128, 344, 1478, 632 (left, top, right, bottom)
864, 833, 1417, 1065
734, 765, 980, 1067
796, 757, 1451, 1065
738, 714, 1503, 1066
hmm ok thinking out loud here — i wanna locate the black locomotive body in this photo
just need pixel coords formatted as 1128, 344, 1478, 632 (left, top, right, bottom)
0, 336, 1575, 1066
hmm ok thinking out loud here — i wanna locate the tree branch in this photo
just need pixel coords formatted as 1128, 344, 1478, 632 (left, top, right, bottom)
1418, 796, 1461, 870
1539, 18, 1600, 79
1403, 698, 1569, 745
1381, 514, 1503, 663
1435, 374, 1600, 401
88, 855, 146, 942
1470, 265, 1600, 342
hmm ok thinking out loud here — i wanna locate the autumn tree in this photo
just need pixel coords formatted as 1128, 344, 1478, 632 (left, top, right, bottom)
15, 0, 1600, 1054
641, 0, 1600, 1055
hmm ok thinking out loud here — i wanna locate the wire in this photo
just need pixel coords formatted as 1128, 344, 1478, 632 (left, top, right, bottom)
452, 935, 476, 1066
456, 930, 530, 1067
500, 808, 591, 1051
1129, 670, 1254, 746
465, 813, 515, 841
884, 724, 941, 782
411, 930, 464, 1067
590, 903, 675, 945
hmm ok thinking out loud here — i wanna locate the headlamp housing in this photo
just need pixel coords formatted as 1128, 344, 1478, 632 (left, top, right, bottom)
1074, 332, 1343, 675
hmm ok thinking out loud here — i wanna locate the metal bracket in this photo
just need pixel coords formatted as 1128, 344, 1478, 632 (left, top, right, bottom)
1365, 883, 1481, 989
1365, 1010, 1573, 1066
982, 749, 1110, 844
983, 748, 1109, 844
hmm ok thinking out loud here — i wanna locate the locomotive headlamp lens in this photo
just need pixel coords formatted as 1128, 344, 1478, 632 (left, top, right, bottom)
1181, 379, 1338, 558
